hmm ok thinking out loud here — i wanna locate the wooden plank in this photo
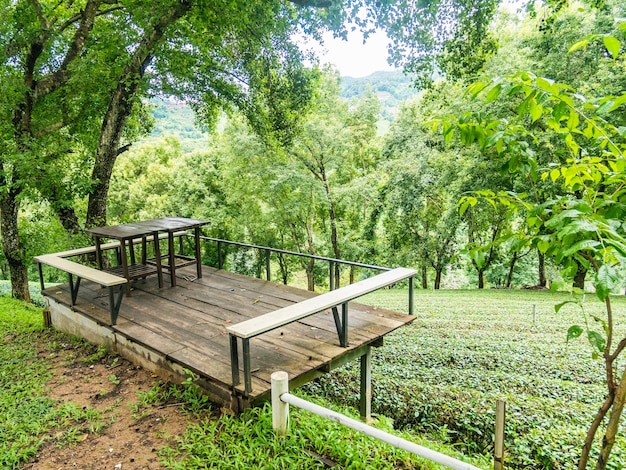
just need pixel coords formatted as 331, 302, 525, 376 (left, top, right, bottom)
228, 267, 417, 338
43, 260, 417, 408
36, 254, 127, 286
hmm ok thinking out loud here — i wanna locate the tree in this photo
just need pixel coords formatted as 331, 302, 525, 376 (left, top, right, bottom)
443, 20, 626, 466
2, 0, 504, 301
0, 0, 336, 300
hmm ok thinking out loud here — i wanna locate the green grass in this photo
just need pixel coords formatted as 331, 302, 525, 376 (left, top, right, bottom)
160, 396, 489, 469
0, 297, 103, 469
3, 289, 625, 469
303, 288, 626, 469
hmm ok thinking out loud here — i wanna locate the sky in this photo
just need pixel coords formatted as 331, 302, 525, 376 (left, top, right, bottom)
305, 29, 397, 78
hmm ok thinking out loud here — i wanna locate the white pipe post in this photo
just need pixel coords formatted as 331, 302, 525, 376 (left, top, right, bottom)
494, 399, 506, 470
271, 371, 289, 435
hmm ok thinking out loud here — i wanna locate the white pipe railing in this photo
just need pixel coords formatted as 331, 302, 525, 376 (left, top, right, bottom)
271, 371, 483, 470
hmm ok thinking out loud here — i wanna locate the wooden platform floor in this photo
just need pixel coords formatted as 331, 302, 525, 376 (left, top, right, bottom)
43, 265, 414, 409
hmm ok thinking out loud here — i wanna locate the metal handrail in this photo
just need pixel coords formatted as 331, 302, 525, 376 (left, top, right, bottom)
192, 235, 392, 291
197, 236, 390, 271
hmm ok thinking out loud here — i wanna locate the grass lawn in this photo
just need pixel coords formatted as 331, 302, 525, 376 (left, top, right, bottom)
305, 288, 626, 469
2, 288, 625, 469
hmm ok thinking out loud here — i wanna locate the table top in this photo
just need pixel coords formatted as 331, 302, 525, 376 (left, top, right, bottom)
87, 217, 209, 240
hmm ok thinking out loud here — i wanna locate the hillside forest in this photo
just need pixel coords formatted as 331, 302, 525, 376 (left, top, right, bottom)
4, 0, 626, 467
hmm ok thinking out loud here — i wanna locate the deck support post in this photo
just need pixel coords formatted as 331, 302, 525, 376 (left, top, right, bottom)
68, 273, 81, 306
360, 345, 372, 422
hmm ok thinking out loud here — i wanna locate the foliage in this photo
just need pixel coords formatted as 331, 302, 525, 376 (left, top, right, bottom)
0, 297, 103, 468
160, 394, 487, 469
306, 288, 626, 469
436, 14, 626, 468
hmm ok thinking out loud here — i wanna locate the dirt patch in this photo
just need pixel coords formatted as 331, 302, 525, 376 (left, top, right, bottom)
24, 337, 201, 470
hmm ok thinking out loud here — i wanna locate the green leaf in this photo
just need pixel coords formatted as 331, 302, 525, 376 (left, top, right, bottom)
566, 325, 583, 342
485, 84, 502, 103
568, 39, 589, 53
537, 238, 551, 254
595, 264, 620, 301
555, 301, 574, 313
561, 239, 601, 257
529, 100, 543, 123
603, 36, 621, 60
587, 330, 606, 353
549, 168, 561, 182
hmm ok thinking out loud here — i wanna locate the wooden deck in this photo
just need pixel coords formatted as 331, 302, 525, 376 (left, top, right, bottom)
42, 265, 414, 412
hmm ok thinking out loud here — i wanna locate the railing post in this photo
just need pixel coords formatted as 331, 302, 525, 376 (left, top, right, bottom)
218, 241, 223, 270
329, 261, 335, 291
265, 249, 271, 281
271, 371, 289, 436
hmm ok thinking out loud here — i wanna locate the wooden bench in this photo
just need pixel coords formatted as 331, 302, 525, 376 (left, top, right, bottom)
226, 267, 417, 394
35, 253, 127, 325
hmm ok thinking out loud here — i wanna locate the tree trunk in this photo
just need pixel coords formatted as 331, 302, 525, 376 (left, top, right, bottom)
478, 269, 485, 289
306, 258, 315, 292
538, 250, 546, 287
596, 363, 626, 469
86, 3, 192, 228
506, 252, 519, 288
0, 186, 30, 302
434, 268, 442, 289
574, 261, 587, 290
321, 172, 340, 288
421, 264, 428, 289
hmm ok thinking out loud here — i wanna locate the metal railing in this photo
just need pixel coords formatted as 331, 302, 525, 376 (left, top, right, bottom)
195, 236, 392, 291
271, 371, 484, 470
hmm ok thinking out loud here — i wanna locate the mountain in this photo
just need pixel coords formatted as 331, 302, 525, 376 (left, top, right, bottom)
148, 71, 419, 145
340, 71, 419, 120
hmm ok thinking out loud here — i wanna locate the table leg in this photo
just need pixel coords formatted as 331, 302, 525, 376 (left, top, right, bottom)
94, 237, 103, 270
153, 232, 163, 288
168, 231, 176, 287
120, 239, 131, 294
194, 227, 202, 278
141, 236, 147, 265
129, 237, 137, 265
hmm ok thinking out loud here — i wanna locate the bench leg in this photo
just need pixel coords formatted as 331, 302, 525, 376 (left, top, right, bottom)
242, 338, 252, 395
230, 334, 240, 387
38, 263, 45, 291
332, 302, 349, 347
68, 274, 81, 306
409, 276, 414, 316
107, 285, 124, 325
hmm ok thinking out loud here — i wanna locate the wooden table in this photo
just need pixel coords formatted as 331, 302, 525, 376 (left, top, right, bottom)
88, 217, 208, 290
133, 217, 209, 287
87, 222, 164, 294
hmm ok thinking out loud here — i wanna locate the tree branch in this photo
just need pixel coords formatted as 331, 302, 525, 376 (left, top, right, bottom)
33, 121, 65, 137
35, 0, 104, 99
